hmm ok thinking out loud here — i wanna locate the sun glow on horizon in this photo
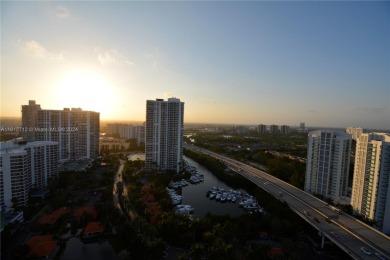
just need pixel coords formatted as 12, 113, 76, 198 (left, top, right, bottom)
55, 69, 116, 117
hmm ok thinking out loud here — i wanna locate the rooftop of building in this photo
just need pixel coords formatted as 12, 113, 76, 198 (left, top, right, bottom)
0, 139, 58, 153
83, 221, 104, 235
37, 208, 71, 225
74, 206, 98, 220
59, 158, 94, 172
27, 234, 58, 258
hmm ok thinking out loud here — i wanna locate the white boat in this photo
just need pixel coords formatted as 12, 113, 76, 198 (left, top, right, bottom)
175, 204, 194, 214
231, 196, 237, 203
220, 196, 227, 202
175, 204, 192, 209
215, 192, 221, 200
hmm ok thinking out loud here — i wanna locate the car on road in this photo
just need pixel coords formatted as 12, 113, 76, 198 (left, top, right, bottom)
330, 232, 338, 238
313, 217, 320, 223
374, 252, 386, 260
303, 210, 310, 216
361, 247, 372, 256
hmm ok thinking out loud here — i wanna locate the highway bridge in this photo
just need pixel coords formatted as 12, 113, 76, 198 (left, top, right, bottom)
184, 144, 390, 260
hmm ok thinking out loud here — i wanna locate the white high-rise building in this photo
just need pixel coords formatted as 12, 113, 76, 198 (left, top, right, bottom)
145, 98, 184, 173
304, 130, 352, 201
351, 133, 390, 234
0, 140, 59, 209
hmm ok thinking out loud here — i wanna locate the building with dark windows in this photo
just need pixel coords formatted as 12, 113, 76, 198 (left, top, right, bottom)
145, 98, 184, 173
22, 101, 100, 161
280, 125, 289, 134
258, 124, 267, 134
270, 124, 279, 134
21, 100, 41, 141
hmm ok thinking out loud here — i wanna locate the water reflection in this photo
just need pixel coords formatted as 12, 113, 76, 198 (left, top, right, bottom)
182, 156, 246, 218
126, 153, 247, 218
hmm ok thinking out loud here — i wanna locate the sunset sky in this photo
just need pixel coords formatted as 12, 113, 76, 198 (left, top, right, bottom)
1, 1, 389, 129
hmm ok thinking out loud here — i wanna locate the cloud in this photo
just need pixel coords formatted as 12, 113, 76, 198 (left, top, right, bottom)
23, 40, 64, 61
95, 48, 133, 66
57, 6, 70, 18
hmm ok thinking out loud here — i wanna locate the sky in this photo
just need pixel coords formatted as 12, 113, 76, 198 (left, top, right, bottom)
1, 1, 389, 129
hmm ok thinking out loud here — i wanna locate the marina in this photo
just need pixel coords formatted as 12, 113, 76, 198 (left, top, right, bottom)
166, 156, 263, 218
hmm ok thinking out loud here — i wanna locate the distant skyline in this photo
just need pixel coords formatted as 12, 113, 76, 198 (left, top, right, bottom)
1, 1, 389, 129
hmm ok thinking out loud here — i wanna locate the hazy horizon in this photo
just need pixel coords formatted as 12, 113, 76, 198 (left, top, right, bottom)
2, 1, 389, 129
1, 116, 389, 132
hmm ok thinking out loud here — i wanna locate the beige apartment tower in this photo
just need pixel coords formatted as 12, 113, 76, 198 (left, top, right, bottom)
351, 133, 390, 234
22, 101, 100, 161
304, 130, 352, 201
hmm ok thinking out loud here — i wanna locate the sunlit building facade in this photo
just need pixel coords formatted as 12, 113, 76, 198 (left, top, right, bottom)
346, 127, 367, 141
351, 133, 390, 234
145, 98, 184, 173
305, 130, 352, 201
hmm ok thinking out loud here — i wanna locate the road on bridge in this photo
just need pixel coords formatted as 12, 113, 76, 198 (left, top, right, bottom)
185, 144, 390, 260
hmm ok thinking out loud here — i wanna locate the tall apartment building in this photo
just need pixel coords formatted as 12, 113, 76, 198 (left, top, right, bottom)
22, 101, 100, 161
346, 127, 367, 141
0, 140, 59, 209
145, 98, 184, 173
236, 125, 246, 135
258, 124, 267, 134
107, 123, 121, 136
280, 125, 289, 135
304, 130, 352, 201
21, 100, 41, 141
270, 125, 279, 134
107, 123, 145, 145
350, 133, 390, 234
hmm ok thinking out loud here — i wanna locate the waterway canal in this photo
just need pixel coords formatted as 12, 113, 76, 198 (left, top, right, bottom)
181, 156, 246, 218
128, 153, 248, 218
